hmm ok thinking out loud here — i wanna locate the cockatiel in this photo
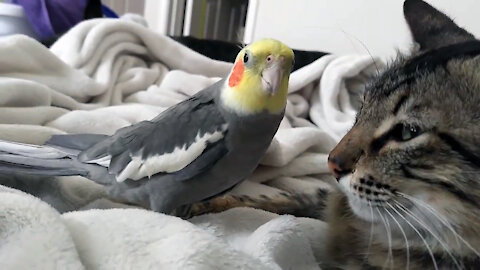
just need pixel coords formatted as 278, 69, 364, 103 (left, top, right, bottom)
0, 39, 294, 216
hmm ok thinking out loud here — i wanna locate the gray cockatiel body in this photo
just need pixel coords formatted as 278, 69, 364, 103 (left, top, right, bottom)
0, 39, 294, 215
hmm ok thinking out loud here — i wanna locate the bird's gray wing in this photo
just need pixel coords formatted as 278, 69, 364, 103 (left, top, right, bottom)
77, 86, 228, 182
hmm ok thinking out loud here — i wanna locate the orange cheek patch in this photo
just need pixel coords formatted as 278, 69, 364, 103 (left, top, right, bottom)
228, 61, 244, 88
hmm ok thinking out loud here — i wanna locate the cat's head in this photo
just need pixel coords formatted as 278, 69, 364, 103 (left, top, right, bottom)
328, 0, 480, 255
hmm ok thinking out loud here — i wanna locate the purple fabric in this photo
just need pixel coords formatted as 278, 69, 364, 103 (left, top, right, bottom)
10, 0, 88, 40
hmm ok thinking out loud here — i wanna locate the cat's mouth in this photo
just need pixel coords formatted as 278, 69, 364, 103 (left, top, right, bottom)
338, 173, 396, 222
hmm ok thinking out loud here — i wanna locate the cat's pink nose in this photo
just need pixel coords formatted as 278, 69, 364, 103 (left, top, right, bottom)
328, 155, 351, 180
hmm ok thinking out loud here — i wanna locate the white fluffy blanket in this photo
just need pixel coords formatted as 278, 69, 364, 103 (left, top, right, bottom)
0, 15, 380, 269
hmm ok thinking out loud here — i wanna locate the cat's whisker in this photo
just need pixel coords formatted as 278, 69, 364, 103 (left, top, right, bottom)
397, 193, 461, 247
363, 202, 375, 263
388, 201, 439, 270
376, 208, 394, 269
385, 206, 410, 270
397, 192, 480, 258
384, 211, 395, 270
393, 200, 463, 269
339, 29, 381, 76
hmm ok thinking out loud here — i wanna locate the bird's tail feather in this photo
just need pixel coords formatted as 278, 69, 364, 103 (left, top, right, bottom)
0, 140, 69, 159
0, 140, 93, 180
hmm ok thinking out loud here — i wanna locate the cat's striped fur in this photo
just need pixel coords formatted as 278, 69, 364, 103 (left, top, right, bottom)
191, 0, 480, 269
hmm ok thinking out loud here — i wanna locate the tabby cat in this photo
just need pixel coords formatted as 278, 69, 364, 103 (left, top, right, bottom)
193, 0, 480, 269
325, 0, 480, 268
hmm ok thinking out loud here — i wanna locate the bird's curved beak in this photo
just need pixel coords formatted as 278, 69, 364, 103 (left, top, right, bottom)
261, 60, 284, 95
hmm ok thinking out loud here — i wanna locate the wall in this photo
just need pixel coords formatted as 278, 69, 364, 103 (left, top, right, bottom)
244, 0, 480, 60
103, 0, 145, 16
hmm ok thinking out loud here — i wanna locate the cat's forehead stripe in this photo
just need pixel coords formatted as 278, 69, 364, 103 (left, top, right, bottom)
370, 40, 480, 97
392, 94, 409, 115
373, 117, 395, 138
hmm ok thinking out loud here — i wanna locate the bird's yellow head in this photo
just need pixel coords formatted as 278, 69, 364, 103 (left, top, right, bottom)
221, 38, 294, 114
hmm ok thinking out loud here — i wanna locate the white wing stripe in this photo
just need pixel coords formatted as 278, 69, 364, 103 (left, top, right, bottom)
86, 155, 112, 167
117, 158, 142, 182
116, 125, 227, 182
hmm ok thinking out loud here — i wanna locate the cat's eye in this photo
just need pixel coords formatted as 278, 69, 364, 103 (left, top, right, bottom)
400, 124, 422, 141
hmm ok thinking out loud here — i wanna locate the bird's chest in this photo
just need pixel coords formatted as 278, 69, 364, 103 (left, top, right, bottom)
226, 113, 282, 160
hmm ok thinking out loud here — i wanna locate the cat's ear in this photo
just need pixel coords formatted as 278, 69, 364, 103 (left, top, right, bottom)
403, 0, 475, 51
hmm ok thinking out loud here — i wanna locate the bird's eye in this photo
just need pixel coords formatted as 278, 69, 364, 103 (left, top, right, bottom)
399, 124, 422, 141
243, 52, 249, 63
